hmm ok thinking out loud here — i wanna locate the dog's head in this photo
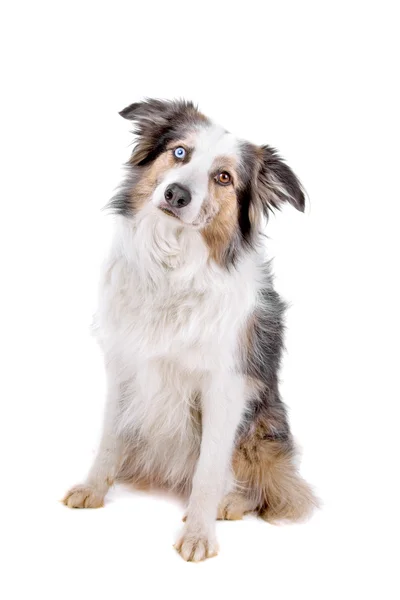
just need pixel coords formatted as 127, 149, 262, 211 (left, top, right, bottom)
111, 99, 305, 265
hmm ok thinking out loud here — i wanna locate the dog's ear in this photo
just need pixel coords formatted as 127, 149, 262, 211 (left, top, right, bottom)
119, 98, 203, 166
119, 98, 175, 127
255, 145, 305, 214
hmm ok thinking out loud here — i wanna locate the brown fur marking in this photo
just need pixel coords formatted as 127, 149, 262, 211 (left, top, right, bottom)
233, 412, 319, 522
131, 151, 177, 212
201, 156, 239, 265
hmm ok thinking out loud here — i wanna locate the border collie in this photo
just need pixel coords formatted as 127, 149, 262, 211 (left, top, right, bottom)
63, 99, 317, 562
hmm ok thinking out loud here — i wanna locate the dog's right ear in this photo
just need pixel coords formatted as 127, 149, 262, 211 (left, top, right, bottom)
118, 102, 140, 121
119, 99, 173, 128
119, 98, 203, 166
119, 103, 141, 119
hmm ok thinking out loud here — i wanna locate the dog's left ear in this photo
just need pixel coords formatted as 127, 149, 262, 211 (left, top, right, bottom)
255, 145, 305, 213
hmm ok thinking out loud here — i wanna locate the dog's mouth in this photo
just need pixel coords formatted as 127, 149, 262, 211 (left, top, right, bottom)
159, 206, 180, 220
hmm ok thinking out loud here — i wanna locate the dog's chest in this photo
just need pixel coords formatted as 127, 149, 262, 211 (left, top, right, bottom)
95, 226, 260, 484
99, 257, 250, 372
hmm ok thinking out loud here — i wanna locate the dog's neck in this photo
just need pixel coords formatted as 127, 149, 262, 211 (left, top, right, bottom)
114, 211, 213, 289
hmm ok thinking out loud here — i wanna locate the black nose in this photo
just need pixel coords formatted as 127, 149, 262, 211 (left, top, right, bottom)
164, 183, 191, 208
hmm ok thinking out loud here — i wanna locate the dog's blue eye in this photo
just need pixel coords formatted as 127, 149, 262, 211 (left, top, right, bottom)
174, 147, 186, 160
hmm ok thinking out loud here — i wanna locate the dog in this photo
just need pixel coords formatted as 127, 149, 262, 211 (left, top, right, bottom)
63, 99, 317, 561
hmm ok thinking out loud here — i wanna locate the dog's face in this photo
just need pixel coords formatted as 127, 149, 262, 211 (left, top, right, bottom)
140, 125, 240, 229
112, 99, 305, 265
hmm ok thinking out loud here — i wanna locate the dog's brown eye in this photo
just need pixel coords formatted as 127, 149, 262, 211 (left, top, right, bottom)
216, 172, 231, 186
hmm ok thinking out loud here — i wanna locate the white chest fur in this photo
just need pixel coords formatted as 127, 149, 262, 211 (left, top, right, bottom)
94, 214, 260, 487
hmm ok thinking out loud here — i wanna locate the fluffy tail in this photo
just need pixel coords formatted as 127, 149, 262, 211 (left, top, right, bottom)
259, 465, 320, 523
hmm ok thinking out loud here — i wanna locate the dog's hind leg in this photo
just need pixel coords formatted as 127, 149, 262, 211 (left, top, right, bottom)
63, 367, 124, 509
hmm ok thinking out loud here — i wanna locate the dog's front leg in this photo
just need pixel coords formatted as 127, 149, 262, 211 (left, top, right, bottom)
175, 372, 246, 561
63, 367, 124, 508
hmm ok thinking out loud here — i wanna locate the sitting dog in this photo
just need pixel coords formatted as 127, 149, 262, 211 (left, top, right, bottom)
63, 99, 317, 561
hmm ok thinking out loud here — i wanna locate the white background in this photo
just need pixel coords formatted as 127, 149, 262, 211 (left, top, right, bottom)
1, 1, 399, 598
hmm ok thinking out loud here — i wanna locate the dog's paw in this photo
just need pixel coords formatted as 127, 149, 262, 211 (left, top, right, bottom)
62, 484, 104, 509
217, 492, 256, 520
174, 525, 219, 562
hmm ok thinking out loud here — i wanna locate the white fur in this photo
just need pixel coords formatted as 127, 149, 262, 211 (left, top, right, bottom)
77, 205, 265, 556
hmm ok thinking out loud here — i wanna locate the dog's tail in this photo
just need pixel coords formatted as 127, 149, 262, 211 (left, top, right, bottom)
234, 436, 320, 523
258, 465, 320, 523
